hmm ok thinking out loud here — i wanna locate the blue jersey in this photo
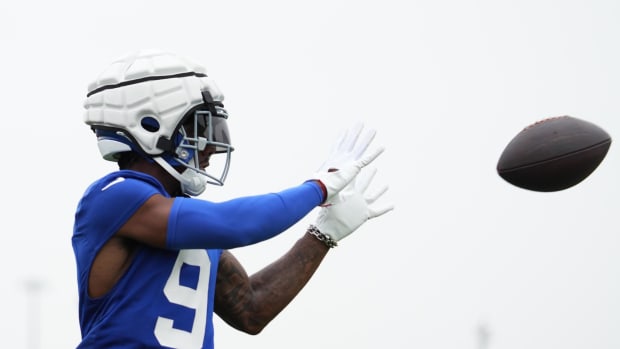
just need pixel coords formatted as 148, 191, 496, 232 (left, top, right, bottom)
73, 171, 222, 349
72, 170, 323, 348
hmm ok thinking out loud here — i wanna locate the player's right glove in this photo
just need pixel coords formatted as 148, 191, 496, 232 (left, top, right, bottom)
311, 123, 384, 205
312, 166, 394, 246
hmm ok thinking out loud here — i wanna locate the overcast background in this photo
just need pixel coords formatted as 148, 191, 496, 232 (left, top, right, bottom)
1, 0, 619, 348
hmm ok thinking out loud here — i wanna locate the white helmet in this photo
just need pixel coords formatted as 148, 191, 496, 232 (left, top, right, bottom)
83, 49, 233, 196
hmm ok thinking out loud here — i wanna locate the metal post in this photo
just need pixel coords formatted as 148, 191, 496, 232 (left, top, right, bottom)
24, 279, 43, 349
476, 322, 491, 349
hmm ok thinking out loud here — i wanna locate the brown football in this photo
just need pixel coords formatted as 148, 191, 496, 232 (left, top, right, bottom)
497, 116, 611, 192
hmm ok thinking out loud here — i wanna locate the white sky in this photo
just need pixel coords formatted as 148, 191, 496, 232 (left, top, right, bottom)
1, 0, 619, 348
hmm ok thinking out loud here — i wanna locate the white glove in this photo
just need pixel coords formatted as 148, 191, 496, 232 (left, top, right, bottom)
313, 167, 394, 245
312, 123, 384, 205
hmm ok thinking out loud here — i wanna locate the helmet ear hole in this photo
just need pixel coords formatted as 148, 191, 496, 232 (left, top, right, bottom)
141, 116, 160, 132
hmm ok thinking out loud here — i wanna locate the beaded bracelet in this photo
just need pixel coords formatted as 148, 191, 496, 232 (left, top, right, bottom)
307, 225, 338, 248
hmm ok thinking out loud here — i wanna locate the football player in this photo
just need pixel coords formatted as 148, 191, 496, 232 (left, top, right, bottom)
72, 49, 392, 348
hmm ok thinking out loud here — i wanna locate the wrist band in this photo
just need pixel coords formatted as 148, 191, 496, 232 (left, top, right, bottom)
307, 225, 338, 248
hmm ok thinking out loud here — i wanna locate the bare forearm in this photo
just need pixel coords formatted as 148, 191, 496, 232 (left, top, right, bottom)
214, 231, 330, 334
249, 232, 329, 324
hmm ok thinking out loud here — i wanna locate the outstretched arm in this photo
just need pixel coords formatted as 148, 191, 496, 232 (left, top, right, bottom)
213, 123, 392, 334
214, 153, 393, 335
214, 231, 328, 335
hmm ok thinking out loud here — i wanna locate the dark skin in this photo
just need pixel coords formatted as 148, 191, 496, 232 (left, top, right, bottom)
88, 145, 330, 335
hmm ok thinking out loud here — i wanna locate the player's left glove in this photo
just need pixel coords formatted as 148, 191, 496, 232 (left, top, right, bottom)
311, 166, 394, 247
311, 122, 383, 205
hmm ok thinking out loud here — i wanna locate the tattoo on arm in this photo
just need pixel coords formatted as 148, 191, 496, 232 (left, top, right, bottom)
214, 233, 329, 334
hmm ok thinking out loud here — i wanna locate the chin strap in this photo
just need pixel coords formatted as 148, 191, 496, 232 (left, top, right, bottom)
153, 157, 206, 196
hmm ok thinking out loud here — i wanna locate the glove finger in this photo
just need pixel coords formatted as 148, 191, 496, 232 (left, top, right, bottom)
351, 126, 376, 160
340, 122, 364, 153
356, 146, 385, 168
368, 202, 395, 219
366, 184, 389, 204
356, 166, 378, 193
319, 127, 348, 171
325, 129, 347, 161
330, 128, 347, 154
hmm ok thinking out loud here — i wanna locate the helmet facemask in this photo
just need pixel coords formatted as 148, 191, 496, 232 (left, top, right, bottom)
154, 93, 233, 196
